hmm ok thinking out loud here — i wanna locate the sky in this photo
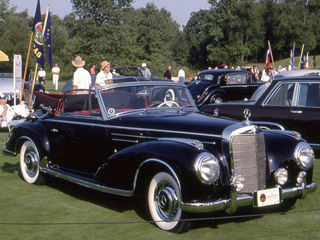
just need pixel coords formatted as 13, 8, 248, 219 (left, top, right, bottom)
12, 0, 211, 28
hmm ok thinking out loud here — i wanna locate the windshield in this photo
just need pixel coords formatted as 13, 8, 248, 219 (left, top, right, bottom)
250, 82, 271, 101
100, 84, 196, 116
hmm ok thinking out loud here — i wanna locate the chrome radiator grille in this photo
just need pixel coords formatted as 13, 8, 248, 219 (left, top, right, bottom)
231, 133, 266, 193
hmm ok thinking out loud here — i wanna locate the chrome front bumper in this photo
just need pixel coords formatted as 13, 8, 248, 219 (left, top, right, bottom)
180, 182, 317, 214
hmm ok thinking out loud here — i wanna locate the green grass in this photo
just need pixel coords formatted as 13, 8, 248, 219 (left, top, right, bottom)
0, 131, 319, 239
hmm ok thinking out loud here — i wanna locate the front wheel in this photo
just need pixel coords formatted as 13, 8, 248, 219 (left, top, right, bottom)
148, 172, 190, 232
20, 140, 45, 185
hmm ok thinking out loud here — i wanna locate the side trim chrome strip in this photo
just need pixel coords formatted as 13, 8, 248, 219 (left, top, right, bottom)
39, 157, 133, 197
42, 119, 222, 139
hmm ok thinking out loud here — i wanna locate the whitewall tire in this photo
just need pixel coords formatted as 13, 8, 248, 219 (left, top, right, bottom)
20, 140, 45, 185
147, 172, 189, 232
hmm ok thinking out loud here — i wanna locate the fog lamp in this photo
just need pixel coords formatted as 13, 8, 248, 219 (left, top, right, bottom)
274, 168, 288, 185
232, 174, 245, 192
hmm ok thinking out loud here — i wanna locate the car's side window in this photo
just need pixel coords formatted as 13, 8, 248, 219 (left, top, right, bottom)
199, 74, 218, 84
266, 83, 294, 106
226, 74, 247, 85
297, 83, 320, 107
61, 91, 101, 115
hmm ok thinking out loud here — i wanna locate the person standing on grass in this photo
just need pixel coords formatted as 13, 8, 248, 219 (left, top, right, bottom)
72, 56, 91, 93
51, 63, 60, 91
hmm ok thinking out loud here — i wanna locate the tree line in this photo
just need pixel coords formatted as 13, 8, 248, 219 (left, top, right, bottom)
0, 0, 319, 78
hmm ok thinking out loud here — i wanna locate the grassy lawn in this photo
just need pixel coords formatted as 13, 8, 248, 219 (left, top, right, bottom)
0, 132, 319, 239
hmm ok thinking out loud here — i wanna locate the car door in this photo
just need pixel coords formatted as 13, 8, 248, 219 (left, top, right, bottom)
287, 82, 320, 147
43, 91, 114, 175
222, 73, 258, 101
251, 82, 295, 126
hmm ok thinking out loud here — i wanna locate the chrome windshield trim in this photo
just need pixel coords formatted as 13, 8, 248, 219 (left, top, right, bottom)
96, 81, 197, 119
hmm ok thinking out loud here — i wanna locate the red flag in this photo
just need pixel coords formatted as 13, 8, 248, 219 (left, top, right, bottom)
266, 49, 271, 68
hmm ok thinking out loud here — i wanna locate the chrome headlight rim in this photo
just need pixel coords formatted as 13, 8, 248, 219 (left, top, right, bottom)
294, 142, 314, 170
194, 152, 220, 185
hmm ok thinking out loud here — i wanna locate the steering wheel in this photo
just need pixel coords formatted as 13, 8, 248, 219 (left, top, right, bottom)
157, 101, 180, 107
164, 89, 175, 102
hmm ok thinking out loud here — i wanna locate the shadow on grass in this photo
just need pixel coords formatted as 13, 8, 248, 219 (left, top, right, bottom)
45, 177, 135, 213
1, 162, 19, 173
44, 177, 266, 232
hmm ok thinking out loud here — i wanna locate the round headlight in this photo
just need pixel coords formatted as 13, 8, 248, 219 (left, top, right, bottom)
294, 142, 314, 170
274, 168, 288, 185
194, 152, 220, 185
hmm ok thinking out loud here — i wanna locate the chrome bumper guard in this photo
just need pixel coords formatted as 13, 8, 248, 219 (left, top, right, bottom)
2, 147, 17, 156
180, 182, 317, 214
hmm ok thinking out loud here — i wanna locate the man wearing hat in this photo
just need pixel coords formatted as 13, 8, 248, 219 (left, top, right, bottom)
141, 63, 151, 78
72, 56, 92, 92
0, 93, 15, 121
95, 61, 113, 88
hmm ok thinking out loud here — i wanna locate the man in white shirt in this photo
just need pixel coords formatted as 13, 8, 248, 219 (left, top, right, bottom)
0, 93, 15, 122
72, 56, 91, 93
141, 63, 152, 78
37, 67, 46, 85
178, 66, 185, 84
51, 63, 61, 91
95, 61, 113, 88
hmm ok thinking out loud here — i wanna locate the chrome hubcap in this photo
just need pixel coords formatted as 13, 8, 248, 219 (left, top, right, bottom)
24, 148, 39, 177
155, 183, 178, 221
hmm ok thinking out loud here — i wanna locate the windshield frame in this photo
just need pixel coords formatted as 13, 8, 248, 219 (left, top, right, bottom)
97, 82, 198, 119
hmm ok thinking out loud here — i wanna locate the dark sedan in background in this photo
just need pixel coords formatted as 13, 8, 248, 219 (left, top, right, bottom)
201, 76, 320, 152
187, 69, 263, 107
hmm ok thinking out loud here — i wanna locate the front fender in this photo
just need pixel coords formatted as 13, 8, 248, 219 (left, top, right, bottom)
94, 140, 225, 202
6, 121, 50, 158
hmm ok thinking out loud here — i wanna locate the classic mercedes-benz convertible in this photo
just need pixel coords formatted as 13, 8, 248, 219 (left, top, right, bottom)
2, 79, 317, 232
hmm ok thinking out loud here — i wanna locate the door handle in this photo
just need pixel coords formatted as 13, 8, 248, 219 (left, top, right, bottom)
51, 129, 59, 132
290, 110, 302, 114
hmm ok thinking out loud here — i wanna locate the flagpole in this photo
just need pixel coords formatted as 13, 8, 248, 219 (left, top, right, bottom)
298, 43, 305, 69
20, 32, 34, 104
268, 41, 275, 68
42, 5, 50, 37
29, 63, 38, 109
28, 5, 50, 110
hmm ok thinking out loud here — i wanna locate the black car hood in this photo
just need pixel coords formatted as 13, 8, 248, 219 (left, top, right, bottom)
107, 110, 238, 137
187, 81, 213, 99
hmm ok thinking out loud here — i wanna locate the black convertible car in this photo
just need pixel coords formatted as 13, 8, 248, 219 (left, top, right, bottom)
187, 69, 263, 107
2, 79, 317, 232
201, 76, 320, 153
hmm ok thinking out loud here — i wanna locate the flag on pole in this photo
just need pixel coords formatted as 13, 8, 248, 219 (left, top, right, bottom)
290, 43, 295, 70
44, 11, 52, 68
306, 51, 309, 68
33, 0, 44, 68
266, 49, 271, 68
313, 53, 316, 68
300, 44, 305, 68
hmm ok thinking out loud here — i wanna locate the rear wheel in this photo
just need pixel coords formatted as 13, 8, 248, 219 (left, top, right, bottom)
20, 140, 45, 185
210, 94, 225, 103
148, 172, 190, 232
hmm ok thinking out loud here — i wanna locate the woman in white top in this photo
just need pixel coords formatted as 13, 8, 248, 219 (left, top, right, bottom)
95, 61, 113, 88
